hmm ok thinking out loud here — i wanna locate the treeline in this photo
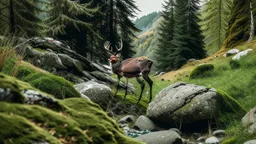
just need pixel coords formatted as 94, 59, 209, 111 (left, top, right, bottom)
155, 0, 256, 71
135, 12, 160, 32
0, 0, 140, 62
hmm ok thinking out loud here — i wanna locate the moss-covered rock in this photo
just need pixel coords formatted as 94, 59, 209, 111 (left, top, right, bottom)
13, 63, 81, 99
0, 98, 143, 144
189, 63, 214, 79
0, 73, 61, 108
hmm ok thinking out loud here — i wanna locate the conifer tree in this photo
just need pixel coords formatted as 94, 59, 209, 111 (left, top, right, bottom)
171, 0, 206, 69
200, 0, 233, 53
45, 0, 99, 59
224, 0, 251, 48
0, 0, 45, 36
104, 0, 140, 59
154, 0, 175, 71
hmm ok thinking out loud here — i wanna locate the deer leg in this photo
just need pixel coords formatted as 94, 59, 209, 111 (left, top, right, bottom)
114, 75, 121, 96
123, 77, 129, 100
136, 76, 145, 103
142, 74, 153, 103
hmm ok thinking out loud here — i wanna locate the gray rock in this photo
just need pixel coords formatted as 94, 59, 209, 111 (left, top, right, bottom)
169, 128, 181, 135
136, 130, 183, 144
242, 107, 256, 134
212, 129, 226, 138
22, 90, 58, 107
58, 54, 83, 73
24, 45, 44, 58
74, 81, 113, 109
205, 136, 219, 144
232, 49, 253, 60
134, 115, 159, 131
91, 62, 108, 73
82, 71, 95, 80
118, 115, 136, 124
244, 140, 256, 144
197, 136, 206, 142
41, 51, 67, 69
90, 71, 115, 84
223, 49, 240, 57
147, 82, 220, 124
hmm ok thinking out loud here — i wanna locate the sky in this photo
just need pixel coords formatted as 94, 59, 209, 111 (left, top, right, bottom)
135, 0, 166, 19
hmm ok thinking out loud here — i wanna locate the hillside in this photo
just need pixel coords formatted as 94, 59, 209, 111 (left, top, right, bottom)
134, 12, 161, 33
133, 12, 162, 68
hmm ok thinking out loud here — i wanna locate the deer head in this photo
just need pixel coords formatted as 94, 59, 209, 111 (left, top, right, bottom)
104, 40, 123, 63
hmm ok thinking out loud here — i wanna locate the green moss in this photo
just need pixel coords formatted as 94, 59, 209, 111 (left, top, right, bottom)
59, 98, 144, 144
217, 89, 246, 114
22, 72, 80, 99
189, 63, 214, 79
0, 102, 91, 143
0, 113, 61, 144
222, 137, 237, 144
34, 48, 47, 52
14, 63, 80, 99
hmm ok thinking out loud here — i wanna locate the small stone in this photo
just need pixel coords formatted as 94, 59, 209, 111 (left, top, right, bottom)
212, 130, 226, 138
205, 136, 219, 144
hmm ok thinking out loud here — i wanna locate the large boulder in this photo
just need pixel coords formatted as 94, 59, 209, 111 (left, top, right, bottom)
242, 107, 256, 134
147, 82, 220, 125
74, 81, 113, 109
136, 130, 182, 144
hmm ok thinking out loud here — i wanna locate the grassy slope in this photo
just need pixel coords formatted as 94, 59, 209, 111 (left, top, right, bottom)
155, 40, 256, 143
117, 40, 256, 143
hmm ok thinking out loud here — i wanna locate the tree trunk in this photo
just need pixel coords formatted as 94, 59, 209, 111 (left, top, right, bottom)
9, 0, 15, 34
248, 0, 254, 41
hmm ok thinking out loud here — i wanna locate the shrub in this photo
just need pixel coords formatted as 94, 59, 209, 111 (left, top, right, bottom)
189, 63, 214, 79
230, 60, 240, 69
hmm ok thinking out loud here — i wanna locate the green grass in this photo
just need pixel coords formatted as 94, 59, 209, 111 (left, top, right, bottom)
112, 42, 256, 143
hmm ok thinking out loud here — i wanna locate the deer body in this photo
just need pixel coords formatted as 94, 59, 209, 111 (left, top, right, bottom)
105, 40, 153, 103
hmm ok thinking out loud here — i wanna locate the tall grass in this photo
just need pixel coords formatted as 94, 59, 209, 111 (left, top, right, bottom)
0, 36, 22, 76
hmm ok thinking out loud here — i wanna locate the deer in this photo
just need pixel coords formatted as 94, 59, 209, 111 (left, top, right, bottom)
104, 39, 153, 103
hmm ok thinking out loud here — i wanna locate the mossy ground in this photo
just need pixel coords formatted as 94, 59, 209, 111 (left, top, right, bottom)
2, 59, 80, 99
0, 98, 143, 144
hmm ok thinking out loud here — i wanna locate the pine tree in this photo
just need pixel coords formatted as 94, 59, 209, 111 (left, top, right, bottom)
154, 0, 175, 71
171, 0, 206, 69
104, 0, 140, 59
45, 0, 100, 60
186, 0, 206, 59
224, 0, 251, 48
0, 0, 45, 36
200, 0, 233, 53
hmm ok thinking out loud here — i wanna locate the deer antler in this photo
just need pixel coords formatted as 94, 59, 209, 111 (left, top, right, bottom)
114, 39, 123, 55
104, 41, 113, 52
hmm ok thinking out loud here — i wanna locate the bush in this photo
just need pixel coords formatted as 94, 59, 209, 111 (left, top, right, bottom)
230, 60, 240, 69
189, 63, 214, 79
